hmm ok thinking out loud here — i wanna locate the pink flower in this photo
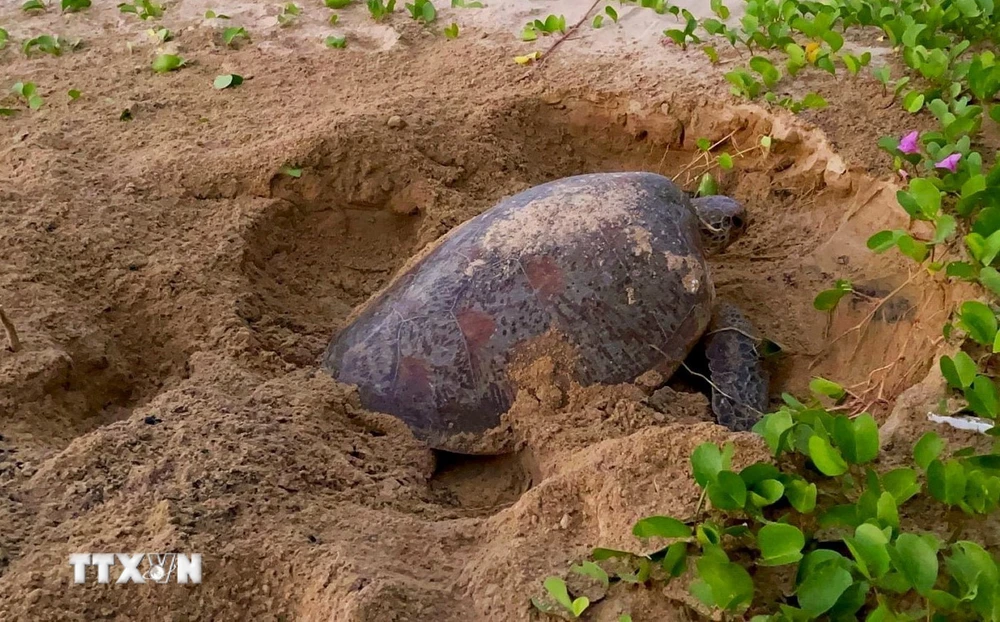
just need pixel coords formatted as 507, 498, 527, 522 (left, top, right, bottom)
898, 169, 909, 181
935, 153, 961, 173
898, 131, 920, 154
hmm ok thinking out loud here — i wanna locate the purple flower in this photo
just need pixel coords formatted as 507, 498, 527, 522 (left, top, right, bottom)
899, 131, 920, 154
935, 153, 961, 173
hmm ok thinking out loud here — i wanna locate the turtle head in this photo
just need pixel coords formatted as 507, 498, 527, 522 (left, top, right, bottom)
690, 195, 748, 255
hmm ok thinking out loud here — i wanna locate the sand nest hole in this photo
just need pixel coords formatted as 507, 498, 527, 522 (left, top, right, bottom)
241, 92, 947, 441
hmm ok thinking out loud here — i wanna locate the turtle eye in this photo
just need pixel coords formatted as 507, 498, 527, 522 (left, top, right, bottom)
732, 215, 745, 229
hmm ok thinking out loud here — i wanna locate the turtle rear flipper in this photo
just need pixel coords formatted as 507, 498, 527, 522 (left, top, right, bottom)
703, 303, 770, 432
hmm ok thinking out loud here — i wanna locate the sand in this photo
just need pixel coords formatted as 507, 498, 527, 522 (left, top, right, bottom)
0, 0, 983, 619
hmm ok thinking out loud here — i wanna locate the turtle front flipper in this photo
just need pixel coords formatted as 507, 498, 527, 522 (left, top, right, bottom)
702, 302, 770, 432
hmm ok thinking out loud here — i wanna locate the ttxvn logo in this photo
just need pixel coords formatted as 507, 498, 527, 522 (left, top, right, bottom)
69, 553, 202, 584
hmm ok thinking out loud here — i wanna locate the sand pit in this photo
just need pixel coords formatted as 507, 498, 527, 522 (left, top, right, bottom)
0, 0, 975, 619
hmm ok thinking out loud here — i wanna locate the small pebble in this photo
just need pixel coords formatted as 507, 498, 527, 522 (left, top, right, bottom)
559, 513, 571, 529
387, 115, 405, 129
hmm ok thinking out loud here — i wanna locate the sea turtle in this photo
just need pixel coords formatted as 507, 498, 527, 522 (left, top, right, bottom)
322, 172, 769, 453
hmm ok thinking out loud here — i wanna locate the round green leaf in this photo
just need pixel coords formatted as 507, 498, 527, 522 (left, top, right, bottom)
844, 523, 891, 580
213, 74, 244, 89
739, 462, 781, 487
694, 556, 755, 612
810, 377, 846, 401
941, 351, 978, 389
890, 533, 940, 595
758, 523, 805, 566
697, 172, 718, 197
662, 541, 688, 577
928, 458, 967, 506
785, 478, 817, 513
957, 300, 998, 346
796, 563, 853, 616
913, 432, 944, 470
691, 442, 725, 487
808, 435, 849, 476
967, 375, 1000, 418
876, 491, 900, 529
152, 53, 184, 73
881, 468, 921, 505
632, 516, 692, 539
707, 470, 748, 510
749, 479, 785, 507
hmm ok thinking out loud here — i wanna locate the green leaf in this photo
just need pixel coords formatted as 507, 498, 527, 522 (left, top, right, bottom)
324, 34, 347, 48
941, 351, 978, 389
868, 230, 902, 253
833, 413, 879, 464
758, 523, 805, 566
223, 26, 249, 45
67, 89, 81, 100
785, 478, 817, 513
213, 74, 243, 89
61, 0, 90, 11
696, 523, 722, 547
913, 432, 944, 470
881, 468, 920, 505
325, 0, 351, 6
813, 289, 846, 310
904, 91, 926, 113
946, 541, 998, 602
421, 0, 436, 22
957, 300, 998, 346
810, 377, 846, 401
933, 214, 957, 245
543, 576, 573, 610
707, 470, 748, 510
808, 435, 849, 476
796, 562, 854, 616
22, 0, 45, 10
801, 93, 828, 109
890, 533, 940, 595
717, 153, 734, 170
151, 53, 184, 73
697, 173, 718, 197
877, 491, 900, 529
280, 166, 303, 178
968, 375, 1000, 418
749, 479, 785, 507
691, 442, 725, 487
661, 541, 687, 577
570, 561, 609, 589
632, 516, 692, 539
980, 267, 1000, 299
693, 556, 754, 612
753, 410, 793, 455
845, 523, 891, 580
591, 14, 603, 28
749, 56, 781, 88
910, 178, 942, 219
443, 22, 458, 38
928, 459, 967, 505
